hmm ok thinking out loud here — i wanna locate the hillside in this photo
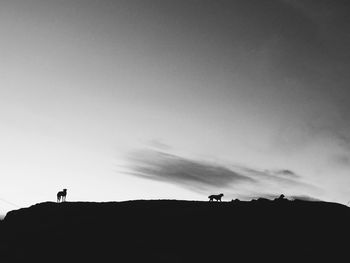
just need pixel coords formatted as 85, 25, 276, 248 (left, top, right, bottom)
1, 199, 349, 262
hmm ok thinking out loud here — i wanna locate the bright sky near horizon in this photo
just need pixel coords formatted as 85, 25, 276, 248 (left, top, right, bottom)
1, 0, 350, 215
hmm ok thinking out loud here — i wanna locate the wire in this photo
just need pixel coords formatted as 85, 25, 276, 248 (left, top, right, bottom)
0, 197, 21, 208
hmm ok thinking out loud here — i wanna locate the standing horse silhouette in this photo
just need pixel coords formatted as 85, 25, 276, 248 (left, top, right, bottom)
57, 189, 67, 202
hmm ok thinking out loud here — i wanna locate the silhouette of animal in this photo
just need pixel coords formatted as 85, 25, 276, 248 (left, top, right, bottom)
275, 194, 286, 201
57, 189, 67, 203
208, 193, 224, 202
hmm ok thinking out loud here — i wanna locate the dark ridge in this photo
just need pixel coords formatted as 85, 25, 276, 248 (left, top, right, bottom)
1, 199, 349, 263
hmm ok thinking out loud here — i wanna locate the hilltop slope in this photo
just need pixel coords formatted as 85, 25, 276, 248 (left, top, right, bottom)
1, 199, 349, 262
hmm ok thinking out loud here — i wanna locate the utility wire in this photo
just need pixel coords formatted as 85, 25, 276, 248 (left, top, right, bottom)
0, 197, 21, 208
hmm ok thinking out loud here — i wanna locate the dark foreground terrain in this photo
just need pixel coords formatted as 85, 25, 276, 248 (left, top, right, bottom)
1, 199, 349, 262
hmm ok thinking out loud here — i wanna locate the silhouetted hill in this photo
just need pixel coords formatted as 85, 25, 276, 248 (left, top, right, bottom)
1, 199, 349, 262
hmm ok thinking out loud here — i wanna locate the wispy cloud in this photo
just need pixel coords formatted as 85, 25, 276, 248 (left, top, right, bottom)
239, 167, 304, 187
126, 149, 315, 197
274, 169, 299, 178
330, 153, 350, 167
147, 139, 172, 151
127, 150, 254, 192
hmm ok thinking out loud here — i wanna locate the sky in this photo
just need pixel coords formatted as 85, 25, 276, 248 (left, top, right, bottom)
1, 0, 350, 215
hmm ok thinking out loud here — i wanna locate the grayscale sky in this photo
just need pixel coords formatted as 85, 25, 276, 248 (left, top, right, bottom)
1, 0, 349, 215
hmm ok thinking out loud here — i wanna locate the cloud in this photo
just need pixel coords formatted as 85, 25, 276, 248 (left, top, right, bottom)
126, 149, 315, 195
328, 153, 350, 167
274, 169, 299, 178
127, 150, 255, 192
238, 167, 303, 187
147, 139, 172, 151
